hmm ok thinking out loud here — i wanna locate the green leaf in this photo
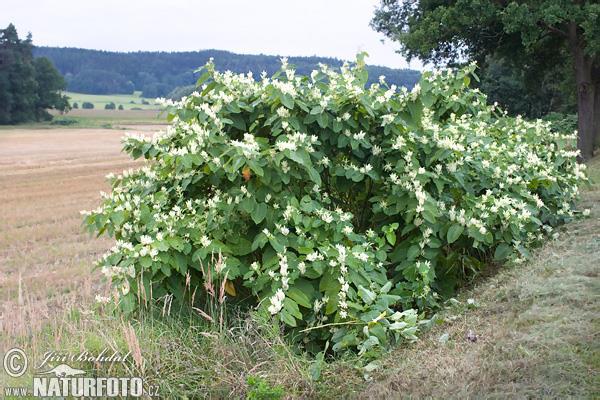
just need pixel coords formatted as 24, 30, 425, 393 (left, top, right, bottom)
174, 253, 188, 274
358, 285, 376, 305
447, 225, 464, 244
310, 105, 323, 115
407, 245, 420, 261
119, 293, 136, 314
252, 203, 267, 224
287, 287, 312, 308
494, 243, 512, 261
309, 342, 329, 381
269, 237, 285, 253
283, 297, 303, 319
279, 309, 297, 327
110, 211, 125, 226
307, 167, 322, 186
240, 197, 256, 214
281, 94, 294, 109
385, 230, 396, 245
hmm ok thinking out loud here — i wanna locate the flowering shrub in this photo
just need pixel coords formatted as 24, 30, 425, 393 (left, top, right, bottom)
84, 54, 586, 355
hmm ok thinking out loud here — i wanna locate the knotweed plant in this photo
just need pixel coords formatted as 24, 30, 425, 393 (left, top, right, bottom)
83, 54, 586, 356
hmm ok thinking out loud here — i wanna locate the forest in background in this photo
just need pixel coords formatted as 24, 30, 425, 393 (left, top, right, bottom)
33, 46, 422, 98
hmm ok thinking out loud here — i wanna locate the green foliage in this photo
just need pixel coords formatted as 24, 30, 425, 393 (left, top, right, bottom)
104, 102, 116, 110
0, 23, 69, 124
118, 104, 124, 110
72, 102, 79, 109
246, 376, 285, 400
371, 0, 598, 67
84, 56, 586, 356
480, 55, 576, 118
543, 112, 578, 135
81, 101, 94, 109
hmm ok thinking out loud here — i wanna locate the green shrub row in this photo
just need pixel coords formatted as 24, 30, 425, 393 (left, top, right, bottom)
84, 54, 586, 356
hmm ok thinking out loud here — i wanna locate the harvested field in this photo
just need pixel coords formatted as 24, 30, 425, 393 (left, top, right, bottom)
0, 127, 159, 340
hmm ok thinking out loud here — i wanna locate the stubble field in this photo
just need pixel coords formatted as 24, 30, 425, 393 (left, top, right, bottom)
0, 127, 157, 340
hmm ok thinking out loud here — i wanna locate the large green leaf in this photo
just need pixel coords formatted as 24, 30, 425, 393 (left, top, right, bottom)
447, 225, 464, 244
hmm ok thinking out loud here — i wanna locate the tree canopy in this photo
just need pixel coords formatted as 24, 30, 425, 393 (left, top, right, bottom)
0, 24, 69, 124
372, 0, 599, 160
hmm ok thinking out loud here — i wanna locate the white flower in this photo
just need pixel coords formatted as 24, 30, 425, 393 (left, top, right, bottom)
200, 235, 212, 247
268, 289, 286, 315
140, 235, 153, 245
318, 156, 330, 166
276, 107, 290, 118
353, 131, 366, 141
381, 114, 395, 126
276, 141, 297, 152
307, 251, 320, 262
583, 209, 591, 216
353, 252, 369, 262
230, 133, 260, 158
313, 299, 323, 313
321, 212, 334, 224
280, 57, 289, 69
298, 261, 306, 274
262, 228, 274, 239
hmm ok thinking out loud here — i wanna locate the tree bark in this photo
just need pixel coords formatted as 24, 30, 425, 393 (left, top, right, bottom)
594, 78, 600, 151
569, 23, 595, 161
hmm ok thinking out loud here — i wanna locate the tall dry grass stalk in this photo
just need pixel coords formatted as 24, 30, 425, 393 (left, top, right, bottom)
123, 322, 144, 372
194, 252, 229, 333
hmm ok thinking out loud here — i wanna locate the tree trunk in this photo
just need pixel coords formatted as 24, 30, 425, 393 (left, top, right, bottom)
594, 79, 600, 151
569, 23, 595, 161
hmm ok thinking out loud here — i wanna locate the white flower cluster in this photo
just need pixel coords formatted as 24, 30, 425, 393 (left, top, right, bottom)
267, 288, 285, 315
231, 133, 260, 158
335, 245, 350, 319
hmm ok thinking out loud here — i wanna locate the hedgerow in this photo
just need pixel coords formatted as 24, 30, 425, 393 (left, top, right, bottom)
83, 54, 587, 356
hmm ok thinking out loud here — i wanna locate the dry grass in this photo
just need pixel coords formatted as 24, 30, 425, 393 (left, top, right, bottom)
346, 157, 600, 399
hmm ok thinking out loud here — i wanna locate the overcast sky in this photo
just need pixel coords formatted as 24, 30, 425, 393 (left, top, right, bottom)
2, 0, 422, 70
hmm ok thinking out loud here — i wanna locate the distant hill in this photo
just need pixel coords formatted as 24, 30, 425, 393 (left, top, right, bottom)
33, 47, 421, 98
